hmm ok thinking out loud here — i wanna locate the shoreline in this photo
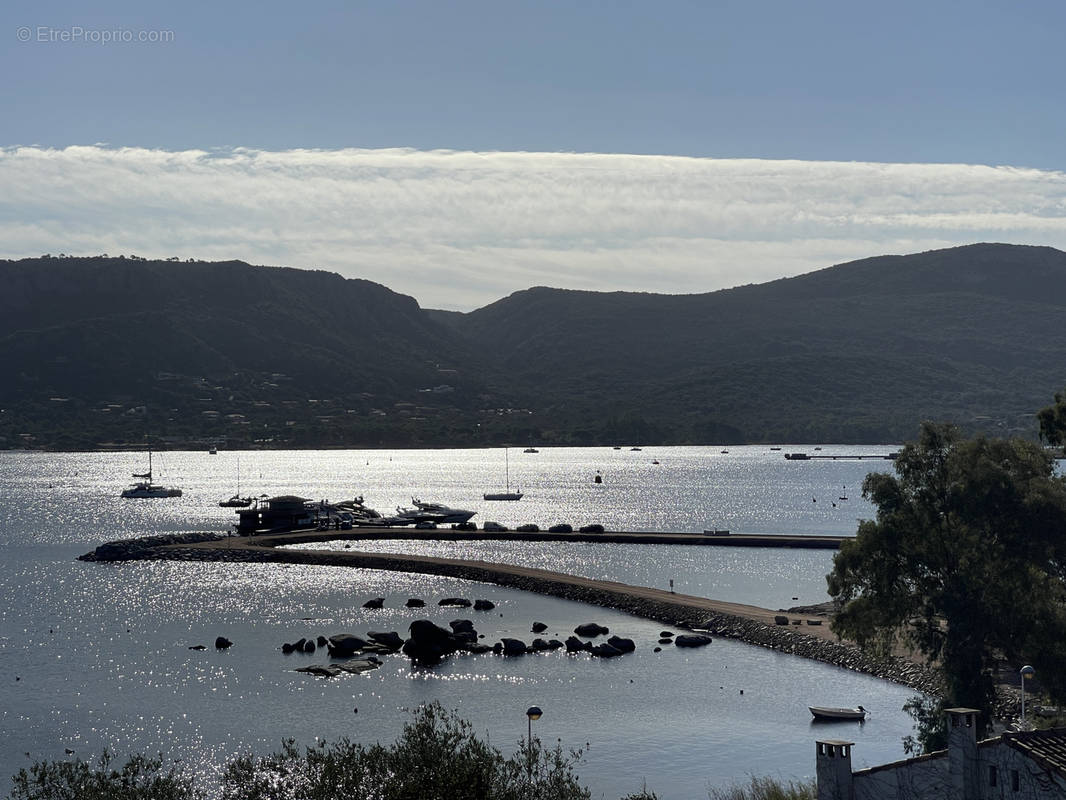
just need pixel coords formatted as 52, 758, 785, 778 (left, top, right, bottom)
80, 529, 941, 696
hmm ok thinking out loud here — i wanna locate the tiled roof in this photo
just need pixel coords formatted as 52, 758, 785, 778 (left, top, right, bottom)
1005, 728, 1066, 777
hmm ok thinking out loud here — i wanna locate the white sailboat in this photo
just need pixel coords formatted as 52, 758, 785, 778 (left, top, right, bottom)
484, 448, 523, 501
121, 449, 182, 498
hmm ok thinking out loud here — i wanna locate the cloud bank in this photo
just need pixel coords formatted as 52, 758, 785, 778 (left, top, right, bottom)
2, 145, 1064, 310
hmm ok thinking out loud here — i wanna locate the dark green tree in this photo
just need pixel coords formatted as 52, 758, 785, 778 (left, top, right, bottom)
1038, 388, 1066, 452
827, 422, 1066, 743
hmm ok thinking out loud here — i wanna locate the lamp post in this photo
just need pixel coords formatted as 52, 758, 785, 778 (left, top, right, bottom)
1020, 665, 1035, 727
525, 706, 542, 782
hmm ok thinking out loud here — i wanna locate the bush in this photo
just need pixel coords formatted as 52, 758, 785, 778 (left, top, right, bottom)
6, 751, 200, 800
218, 702, 590, 800
707, 776, 816, 800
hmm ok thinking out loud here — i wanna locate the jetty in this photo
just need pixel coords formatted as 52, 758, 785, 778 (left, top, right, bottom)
784, 451, 898, 460
249, 527, 849, 550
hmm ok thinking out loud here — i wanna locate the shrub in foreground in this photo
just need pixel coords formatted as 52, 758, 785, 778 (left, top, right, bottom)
708, 775, 816, 800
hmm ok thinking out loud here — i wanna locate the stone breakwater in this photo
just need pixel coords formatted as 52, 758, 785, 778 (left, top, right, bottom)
78, 531, 228, 561
79, 534, 942, 697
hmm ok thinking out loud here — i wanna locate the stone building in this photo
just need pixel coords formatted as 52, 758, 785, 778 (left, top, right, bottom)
817, 708, 1066, 799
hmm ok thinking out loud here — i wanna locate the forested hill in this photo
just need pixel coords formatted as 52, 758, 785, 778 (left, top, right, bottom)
437, 243, 1066, 443
3, 244, 1066, 450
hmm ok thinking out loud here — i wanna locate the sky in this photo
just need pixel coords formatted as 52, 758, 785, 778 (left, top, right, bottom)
3, 0, 1065, 310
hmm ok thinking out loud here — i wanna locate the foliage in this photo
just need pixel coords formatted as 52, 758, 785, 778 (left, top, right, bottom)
218, 702, 590, 800
1037, 388, 1066, 450
900, 695, 948, 756
827, 422, 1066, 743
6, 751, 200, 800
706, 775, 816, 800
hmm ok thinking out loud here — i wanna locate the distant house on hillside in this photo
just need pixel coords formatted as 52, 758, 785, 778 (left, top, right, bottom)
817, 708, 1066, 799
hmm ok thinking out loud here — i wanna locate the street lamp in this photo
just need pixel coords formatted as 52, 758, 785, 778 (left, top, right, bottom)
526, 706, 542, 781
1021, 665, 1035, 726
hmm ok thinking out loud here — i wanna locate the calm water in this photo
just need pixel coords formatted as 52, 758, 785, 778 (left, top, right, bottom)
0, 446, 918, 799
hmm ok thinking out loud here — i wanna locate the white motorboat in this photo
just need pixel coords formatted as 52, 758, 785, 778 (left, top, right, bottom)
333, 495, 385, 525
809, 705, 867, 721
392, 498, 477, 525
484, 448, 523, 501
121, 450, 182, 498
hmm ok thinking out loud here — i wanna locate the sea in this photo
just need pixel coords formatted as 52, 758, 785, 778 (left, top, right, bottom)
0, 445, 921, 799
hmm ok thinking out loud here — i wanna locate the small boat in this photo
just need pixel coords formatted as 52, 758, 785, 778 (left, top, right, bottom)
209, 447, 217, 455
484, 447, 523, 501
121, 449, 182, 498
219, 456, 253, 507
809, 705, 867, 721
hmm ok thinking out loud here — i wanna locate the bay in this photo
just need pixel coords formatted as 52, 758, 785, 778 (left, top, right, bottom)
0, 445, 916, 799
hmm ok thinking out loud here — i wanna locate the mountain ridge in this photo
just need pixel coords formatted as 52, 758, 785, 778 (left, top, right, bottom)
3, 244, 1064, 449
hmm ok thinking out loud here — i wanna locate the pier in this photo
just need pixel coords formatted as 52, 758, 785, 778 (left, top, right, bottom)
784, 452, 898, 461
247, 527, 851, 550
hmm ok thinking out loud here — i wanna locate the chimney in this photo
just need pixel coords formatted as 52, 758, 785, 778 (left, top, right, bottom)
945, 708, 979, 800
816, 739, 855, 800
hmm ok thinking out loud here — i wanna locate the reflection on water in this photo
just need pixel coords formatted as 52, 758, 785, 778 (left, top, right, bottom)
0, 447, 914, 800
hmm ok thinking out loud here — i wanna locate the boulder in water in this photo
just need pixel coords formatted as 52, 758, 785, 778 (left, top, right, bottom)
438, 597, 472, 607
366, 631, 404, 651
574, 623, 609, 638
402, 620, 463, 666
500, 638, 528, 656
674, 634, 713, 648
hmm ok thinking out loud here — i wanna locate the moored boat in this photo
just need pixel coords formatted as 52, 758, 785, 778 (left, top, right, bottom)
121, 450, 182, 498
484, 447, 523, 501
218, 456, 252, 507
809, 705, 866, 721
389, 498, 477, 525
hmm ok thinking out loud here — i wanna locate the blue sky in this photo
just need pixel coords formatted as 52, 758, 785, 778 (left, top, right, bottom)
3, 1, 1065, 309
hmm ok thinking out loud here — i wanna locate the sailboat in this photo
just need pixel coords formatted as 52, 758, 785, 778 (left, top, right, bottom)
218, 455, 253, 507
484, 448, 523, 501
121, 449, 182, 498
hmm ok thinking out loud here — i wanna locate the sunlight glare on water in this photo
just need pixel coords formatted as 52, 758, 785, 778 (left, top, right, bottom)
0, 446, 915, 800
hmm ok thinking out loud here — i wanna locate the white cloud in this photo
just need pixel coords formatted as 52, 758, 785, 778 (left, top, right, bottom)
1, 145, 1064, 310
